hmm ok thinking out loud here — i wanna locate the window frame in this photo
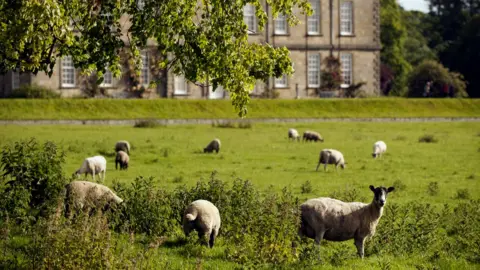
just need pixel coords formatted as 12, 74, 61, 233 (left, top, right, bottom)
100, 68, 113, 88
274, 14, 288, 35
340, 53, 353, 87
340, 1, 354, 36
141, 50, 150, 88
61, 56, 76, 88
11, 69, 20, 90
243, 4, 257, 34
274, 74, 288, 88
173, 74, 188, 95
307, 0, 321, 35
307, 54, 321, 88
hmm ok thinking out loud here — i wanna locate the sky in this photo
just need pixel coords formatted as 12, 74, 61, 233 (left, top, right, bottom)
397, 0, 429, 12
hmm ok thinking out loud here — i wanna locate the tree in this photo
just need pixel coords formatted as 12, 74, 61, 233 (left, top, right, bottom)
380, 0, 412, 96
0, 0, 311, 117
425, 0, 480, 97
402, 10, 437, 66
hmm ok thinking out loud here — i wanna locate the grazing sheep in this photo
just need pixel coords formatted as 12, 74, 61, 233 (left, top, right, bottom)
288, 128, 301, 141
299, 185, 395, 258
183, 199, 221, 248
204, 138, 221, 153
75, 156, 107, 183
303, 131, 324, 142
115, 140, 131, 154
372, 141, 387, 158
115, 151, 129, 170
316, 149, 345, 172
64, 180, 124, 218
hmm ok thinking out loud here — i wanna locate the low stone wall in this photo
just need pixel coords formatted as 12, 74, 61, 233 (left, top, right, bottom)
0, 117, 479, 126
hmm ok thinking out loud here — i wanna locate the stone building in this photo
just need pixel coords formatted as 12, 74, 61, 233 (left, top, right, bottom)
0, 0, 381, 99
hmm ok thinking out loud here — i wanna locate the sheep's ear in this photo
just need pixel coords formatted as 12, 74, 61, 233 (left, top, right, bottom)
387, 187, 395, 193
369, 185, 375, 192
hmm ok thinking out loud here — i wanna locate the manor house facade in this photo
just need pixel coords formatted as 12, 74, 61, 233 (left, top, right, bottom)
0, 0, 381, 99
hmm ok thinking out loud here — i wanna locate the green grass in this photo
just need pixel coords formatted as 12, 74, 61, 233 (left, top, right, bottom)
0, 122, 478, 207
0, 98, 479, 120
1, 121, 479, 269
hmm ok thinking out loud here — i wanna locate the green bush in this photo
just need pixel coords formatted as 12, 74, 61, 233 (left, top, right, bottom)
419, 134, 438, 143
407, 60, 468, 98
9, 84, 60, 99
134, 120, 163, 128
0, 138, 67, 223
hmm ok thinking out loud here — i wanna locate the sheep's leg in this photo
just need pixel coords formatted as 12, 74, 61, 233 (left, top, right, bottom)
314, 230, 326, 260
316, 161, 321, 171
324, 163, 328, 172
101, 170, 105, 183
354, 237, 365, 258
209, 231, 216, 248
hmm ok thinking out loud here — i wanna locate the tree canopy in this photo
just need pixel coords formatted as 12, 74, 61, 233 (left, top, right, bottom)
0, 0, 311, 116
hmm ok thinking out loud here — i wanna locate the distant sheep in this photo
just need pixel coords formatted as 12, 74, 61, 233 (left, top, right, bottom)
299, 185, 395, 258
372, 141, 387, 158
288, 128, 300, 141
115, 151, 129, 170
64, 180, 124, 218
204, 138, 221, 153
183, 199, 221, 248
303, 131, 324, 142
115, 140, 131, 154
316, 149, 345, 172
75, 156, 107, 183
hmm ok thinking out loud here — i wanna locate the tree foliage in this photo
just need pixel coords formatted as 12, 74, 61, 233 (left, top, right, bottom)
407, 60, 468, 98
426, 0, 480, 97
402, 11, 437, 67
380, 0, 412, 96
0, 0, 311, 116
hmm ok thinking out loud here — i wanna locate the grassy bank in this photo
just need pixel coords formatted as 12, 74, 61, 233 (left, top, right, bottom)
0, 98, 479, 120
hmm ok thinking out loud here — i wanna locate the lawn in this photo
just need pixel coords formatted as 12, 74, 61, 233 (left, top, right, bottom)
0, 98, 479, 120
0, 121, 478, 205
0, 121, 479, 269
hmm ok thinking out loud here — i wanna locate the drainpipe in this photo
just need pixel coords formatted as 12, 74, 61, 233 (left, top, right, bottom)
305, 12, 308, 98
265, 3, 270, 93
329, 0, 334, 56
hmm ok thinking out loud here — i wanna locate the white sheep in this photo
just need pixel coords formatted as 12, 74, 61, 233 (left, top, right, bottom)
372, 141, 387, 158
299, 185, 395, 258
115, 150, 129, 170
75, 156, 107, 183
288, 128, 300, 141
64, 180, 124, 217
183, 199, 221, 248
303, 130, 324, 142
316, 149, 345, 172
204, 138, 221, 153
115, 140, 131, 154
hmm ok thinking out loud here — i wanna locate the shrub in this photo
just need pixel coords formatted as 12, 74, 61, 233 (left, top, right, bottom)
0, 138, 67, 223
419, 134, 438, 143
212, 121, 253, 129
134, 120, 162, 128
454, 189, 470, 200
407, 60, 468, 98
427, 182, 439, 196
300, 180, 313, 194
112, 177, 178, 236
9, 84, 60, 99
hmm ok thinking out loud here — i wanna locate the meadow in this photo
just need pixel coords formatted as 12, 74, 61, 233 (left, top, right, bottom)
1, 121, 479, 269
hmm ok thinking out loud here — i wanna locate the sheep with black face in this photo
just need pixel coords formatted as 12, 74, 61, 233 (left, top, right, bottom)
299, 185, 395, 258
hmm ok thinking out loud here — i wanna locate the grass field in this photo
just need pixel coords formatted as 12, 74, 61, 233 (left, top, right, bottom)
0, 98, 479, 120
0, 122, 478, 205
1, 121, 479, 269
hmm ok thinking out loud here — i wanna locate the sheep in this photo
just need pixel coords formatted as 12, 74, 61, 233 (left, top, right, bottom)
204, 138, 221, 153
288, 128, 301, 141
115, 150, 129, 170
303, 130, 324, 142
183, 199, 221, 248
75, 156, 107, 183
372, 141, 387, 158
299, 185, 395, 258
316, 149, 345, 172
115, 140, 131, 154
64, 180, 124, 218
